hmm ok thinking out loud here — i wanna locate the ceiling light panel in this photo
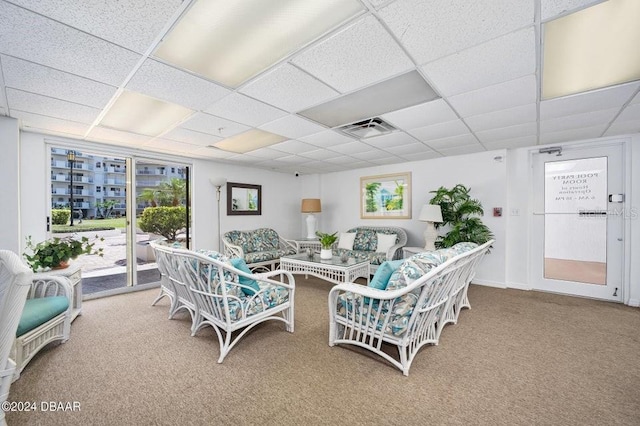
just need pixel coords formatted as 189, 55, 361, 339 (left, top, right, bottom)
259, 115, 325, 139
540, 81, 640, 120
299, 70, 439, 127
543, 0, 640, 99
292, 15, 413, 93
240, 63, 338, 112
204, 93, 287, 127
541, 0, 606, 21
1, 55, 116, 109
154, 0, 364, 88
447, 74, 537, 117
214, 129, 287, 153
422, 27, 536, 97
163, 127, 222, 146
464, 103, 537, 133
11, 110, 89, 136
127, 59, 230, 110
0, 2, 141, 86
380, 0, 533, 65
100, 90, 193, 137
181, 113, 250, 138
6, 88, 101, 124
381, 99, 458, 130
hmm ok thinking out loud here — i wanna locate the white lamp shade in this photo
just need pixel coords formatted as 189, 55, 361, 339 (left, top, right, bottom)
419, 204, 442, 222
210, 177, 227, 188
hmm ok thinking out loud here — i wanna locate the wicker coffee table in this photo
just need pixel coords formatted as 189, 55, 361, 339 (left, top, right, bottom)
280, 253, 369, 285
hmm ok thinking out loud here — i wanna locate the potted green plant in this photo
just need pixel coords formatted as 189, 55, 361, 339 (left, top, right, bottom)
429, 184, 494, 248
315, 231, 338, 260
23, 235, 104, 272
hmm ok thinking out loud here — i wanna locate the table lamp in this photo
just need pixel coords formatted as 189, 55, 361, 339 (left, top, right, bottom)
419, 204, 443, 251
301, 198, 321, 239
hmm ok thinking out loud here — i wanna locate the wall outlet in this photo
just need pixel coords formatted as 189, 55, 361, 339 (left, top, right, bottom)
511, 208, 520, 216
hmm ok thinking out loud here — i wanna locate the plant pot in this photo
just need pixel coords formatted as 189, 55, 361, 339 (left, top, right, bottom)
320, 249, 332, 260
52, 260, 70, 270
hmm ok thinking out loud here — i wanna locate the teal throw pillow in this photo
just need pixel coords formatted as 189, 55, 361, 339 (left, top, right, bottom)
230, 258, 260, 296
368, 260, 404, 291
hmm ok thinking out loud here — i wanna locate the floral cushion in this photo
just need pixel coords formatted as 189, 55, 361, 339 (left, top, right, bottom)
450, 241, 479, 254
244, 248, 295, 264
346, 227, 400, 255
332, 248, 388, 266
223, 282, 290, 322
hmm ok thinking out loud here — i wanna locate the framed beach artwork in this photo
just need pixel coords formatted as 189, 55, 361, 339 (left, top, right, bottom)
227, 182, 261, 216
360, 172, 411, 219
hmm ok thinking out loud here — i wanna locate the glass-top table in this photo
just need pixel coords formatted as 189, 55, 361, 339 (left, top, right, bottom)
280, 253, 370, 285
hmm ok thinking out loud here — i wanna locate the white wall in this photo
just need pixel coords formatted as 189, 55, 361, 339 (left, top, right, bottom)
628, 135, 640, 306
318, 150, 508, 286
0, 117, 21, 252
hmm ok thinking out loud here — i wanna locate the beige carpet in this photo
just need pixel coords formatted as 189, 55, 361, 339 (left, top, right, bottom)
6, 278, 640, 426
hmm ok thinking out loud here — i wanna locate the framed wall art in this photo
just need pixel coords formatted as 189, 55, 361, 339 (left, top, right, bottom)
360, 172, 411, 219
227, 182, 261, 216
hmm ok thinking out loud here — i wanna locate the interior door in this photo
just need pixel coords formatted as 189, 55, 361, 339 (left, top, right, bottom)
531, 143, 624, 301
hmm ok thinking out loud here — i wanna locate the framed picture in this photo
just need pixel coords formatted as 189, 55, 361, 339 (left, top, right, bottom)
227, 182, 261, 216
360, 172, 411, 219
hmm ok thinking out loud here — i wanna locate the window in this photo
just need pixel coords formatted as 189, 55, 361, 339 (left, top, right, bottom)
96, 162, 101, 168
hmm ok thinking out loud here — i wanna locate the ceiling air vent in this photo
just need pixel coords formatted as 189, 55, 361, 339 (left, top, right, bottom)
338, 117, 397, 139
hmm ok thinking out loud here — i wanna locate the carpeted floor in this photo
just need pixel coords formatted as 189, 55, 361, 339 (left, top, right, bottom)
6, 277, 640, 425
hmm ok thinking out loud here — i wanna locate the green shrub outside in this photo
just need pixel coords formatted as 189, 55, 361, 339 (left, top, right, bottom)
52, 209, 70, 225
138, 206, 187, 241
53, 226, 115, 233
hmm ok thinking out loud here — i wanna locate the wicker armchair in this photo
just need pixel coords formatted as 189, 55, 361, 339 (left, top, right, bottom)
150, 242, 295, 363
333, 226, 408, 273
222, 228, 297, 272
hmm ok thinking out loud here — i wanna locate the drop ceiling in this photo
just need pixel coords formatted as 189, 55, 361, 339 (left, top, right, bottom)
1, 0, 639, 175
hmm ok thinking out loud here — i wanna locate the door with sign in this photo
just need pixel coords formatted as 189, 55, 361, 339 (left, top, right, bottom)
531, 143, 624, 301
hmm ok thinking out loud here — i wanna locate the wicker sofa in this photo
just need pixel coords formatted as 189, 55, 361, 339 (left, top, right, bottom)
333, 226, 407, 273
222, 228, 297, 272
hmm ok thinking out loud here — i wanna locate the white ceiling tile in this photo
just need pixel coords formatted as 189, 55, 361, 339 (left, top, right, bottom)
270, 140, 319, 155
292, 15, 413, 93
272, 155, 312, 165
465, 103, 537, 132
225, 154, 262, 164
381, 0, 533, 64
181, 113, 250, 138
539, 124, 606, 144
163, 127, 223, 146
363, 131, 418, 148
350, 149, 393, 161
400, 150, 442, 162
408, 120, 469, 141
204, 93, 287, 127
6, 88, 101, 124
299, 130, 355, 147
604, 119, 640, 137
368, 156, 404, 165
191, 146, 236, 159
259, 115, 325, 139
483, 135, 537, 150
247, 147, 289, 160
425, 133, 479, 149
447, 74, 537, 117
540, 82, 640, 120
616, 103, 640, 123
0, 2, 141, 86
12, 110, 89, 136
240, 63, 339, 112
127, 59, 230, 110
369, 0, 395, 9
299, 149, 342, 161
630, 91, 640, 105
87, 126, 152, 146
438, 143, 486, 156
540, 108, 618, 133
422, 27, 536, 97
476, 122, 538, 143
1, 55, 116, 108
323, 155, 359, 165
143, 138, 201, 155
0, 107, 6, 115
384, 142, 433, 156
381, 99, 458, 130
9, 0, 182, 53
326, 141, 373, 155
541, 0, 605, 21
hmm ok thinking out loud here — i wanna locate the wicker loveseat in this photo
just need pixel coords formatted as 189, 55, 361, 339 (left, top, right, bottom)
328, 240, 493, 375
222, 228, 297, 272
333, 226, 407, 273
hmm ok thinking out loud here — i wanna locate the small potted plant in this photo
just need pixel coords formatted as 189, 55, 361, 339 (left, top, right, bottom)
23, 235, 104, 272
315, 231, 338, 260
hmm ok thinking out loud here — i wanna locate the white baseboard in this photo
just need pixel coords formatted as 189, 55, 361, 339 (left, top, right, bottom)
627, 298, 640, 307
505, 282, 532, 291
472, 279, 506, 289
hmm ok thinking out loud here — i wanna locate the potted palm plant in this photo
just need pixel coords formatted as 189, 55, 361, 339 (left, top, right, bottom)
315, 231, 338, 260
23, 235, 104, 272
428, 184, 494, 248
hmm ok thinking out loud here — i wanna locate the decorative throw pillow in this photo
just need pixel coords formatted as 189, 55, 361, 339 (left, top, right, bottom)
368, 259, 404, 291
229, 258, 260, 296
376, 233, 397, 253
337, 232, 356, 250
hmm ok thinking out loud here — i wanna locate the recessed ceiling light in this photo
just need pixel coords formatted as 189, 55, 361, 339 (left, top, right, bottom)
543, 0, 640, 99
299, 70, 440, 128
100, 91, 193, 137
214, 129, 287, 153
154, 0, 364, 88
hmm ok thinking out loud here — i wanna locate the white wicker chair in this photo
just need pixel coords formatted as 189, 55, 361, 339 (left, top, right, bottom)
328, 241, 492, 376
151, 243, 295, 363
0, 250, 32, 426
222, 228, 297, 272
